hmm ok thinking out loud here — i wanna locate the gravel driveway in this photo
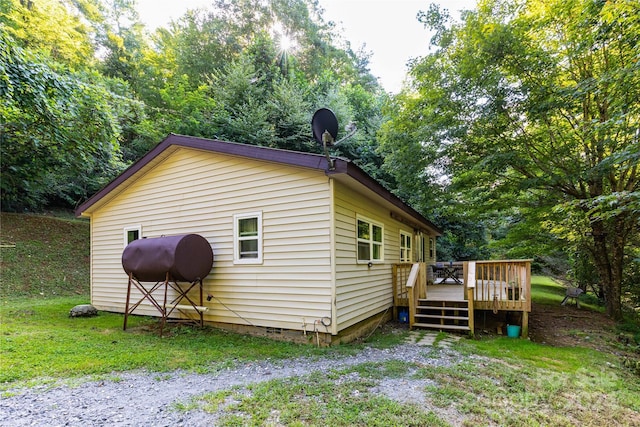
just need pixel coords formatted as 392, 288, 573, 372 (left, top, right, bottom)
1, 335, 467, 426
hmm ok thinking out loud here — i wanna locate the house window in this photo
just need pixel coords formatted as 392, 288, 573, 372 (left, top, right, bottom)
357, 217, 383, 262
429, 238, 434, 259
400, 231, 412, 262
234, 212, 262, 264
123, 225, 141, 247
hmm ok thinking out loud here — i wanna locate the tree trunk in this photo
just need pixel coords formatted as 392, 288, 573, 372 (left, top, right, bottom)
591, 219, 624, 321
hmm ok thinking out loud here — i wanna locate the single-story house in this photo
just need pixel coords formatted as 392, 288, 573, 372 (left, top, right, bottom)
76, 134, 442, 344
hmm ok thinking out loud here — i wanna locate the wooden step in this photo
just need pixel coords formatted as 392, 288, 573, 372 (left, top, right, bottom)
415, 314, 469, 321
419, 299, 467, 304
413, 322, 471, 331
412, 297, 471, 332
417, 305, 468, 313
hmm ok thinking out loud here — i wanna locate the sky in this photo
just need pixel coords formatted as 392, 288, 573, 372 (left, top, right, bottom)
136, 0, 477, 93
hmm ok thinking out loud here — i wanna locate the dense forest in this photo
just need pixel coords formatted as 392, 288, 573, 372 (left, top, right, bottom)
1, 0, 638, 320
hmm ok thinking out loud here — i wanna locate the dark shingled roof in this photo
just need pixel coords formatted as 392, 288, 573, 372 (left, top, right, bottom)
76, 134, 442, 235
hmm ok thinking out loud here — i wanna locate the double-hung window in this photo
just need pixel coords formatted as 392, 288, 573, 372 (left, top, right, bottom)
234, 212, 263, 264
357, 217, 383, 262
123, 225, 141, 247
400, 231, 412, 262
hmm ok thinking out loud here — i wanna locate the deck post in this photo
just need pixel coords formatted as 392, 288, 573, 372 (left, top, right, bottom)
408, 285, 415, 328
522, 310, 528, 338
466, 261, 476, 337
462, 262, 467, 298
466, 287, 475, 336
392, 264, 399, 322
419, 263, 427, 299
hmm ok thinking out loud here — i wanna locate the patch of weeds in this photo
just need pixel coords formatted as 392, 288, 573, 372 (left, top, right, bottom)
617, 317, 640, 349
174, 388, 238, 413
340, 360, 413, 380
179, 386, 246, 413
426, 382, 470, 408
0, 376, 60, 393
362, 325, 410, 348
568, 329, 593, 341
412, 330, 428, 341
215, 375, 446, 427
197, 389, 238, 412
183, 364, 448, 427
421, 363, 488, 409
433, 331, 449, 346
220, 414, 249, 425
172, 400, 200, 412
415, 348, 640, 426
153, 374, 172, 381
207, 359, 239, 373
84, 373, 124, 385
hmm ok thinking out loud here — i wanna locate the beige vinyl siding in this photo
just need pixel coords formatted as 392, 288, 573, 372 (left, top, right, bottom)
332, 181, 406, 331
89, 148, 333, 330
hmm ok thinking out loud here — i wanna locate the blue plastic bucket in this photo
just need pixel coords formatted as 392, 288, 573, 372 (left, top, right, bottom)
398, 308, 408, 323
506, 324, 521, 338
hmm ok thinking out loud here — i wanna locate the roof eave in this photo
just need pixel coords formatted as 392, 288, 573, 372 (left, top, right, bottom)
75, 134, 332, 217
329, 161, 443, 236
76, 134, 442, 236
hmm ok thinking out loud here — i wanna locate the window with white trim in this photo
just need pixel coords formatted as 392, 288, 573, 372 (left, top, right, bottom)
234, 212, 263, 264
123, 225, 141, 247
400, 230, 412, 262
357, 217, 383, 262
429, 238, 434, 259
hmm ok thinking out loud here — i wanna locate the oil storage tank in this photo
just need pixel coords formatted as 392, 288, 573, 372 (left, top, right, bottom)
122, 234, 213, 282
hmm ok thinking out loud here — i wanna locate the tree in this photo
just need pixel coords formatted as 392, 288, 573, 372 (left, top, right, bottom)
99, 0, 147, 87
134, 0, 385, 155
1, 0, 388, 213
1, 0, 100, 67
0, 31, 141, 210
389, 0, 639, 320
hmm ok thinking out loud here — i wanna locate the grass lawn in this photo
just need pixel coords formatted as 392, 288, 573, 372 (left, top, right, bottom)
530, 275, 603, 311
0, 295, 341, 385
2, 279, 639, 426
0, 213, 90, 297
2, 213, 639, 425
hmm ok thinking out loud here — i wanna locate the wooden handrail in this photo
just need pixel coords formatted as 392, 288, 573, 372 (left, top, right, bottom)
405, 263, 421, 328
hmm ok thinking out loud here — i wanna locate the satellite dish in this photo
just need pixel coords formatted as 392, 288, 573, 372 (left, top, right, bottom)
311, 108, 338, 147
311, 108, 357, 171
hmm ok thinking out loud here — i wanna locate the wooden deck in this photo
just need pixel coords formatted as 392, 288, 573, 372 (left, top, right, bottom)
393, 260, 532, 337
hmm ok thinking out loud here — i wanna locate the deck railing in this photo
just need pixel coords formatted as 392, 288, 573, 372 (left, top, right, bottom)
463, 262, 475, 334
392, 262, 425, 327
469, 260, 531, 313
